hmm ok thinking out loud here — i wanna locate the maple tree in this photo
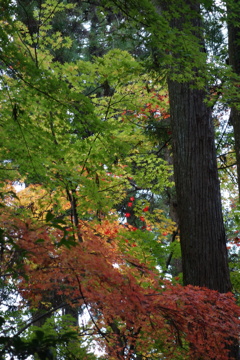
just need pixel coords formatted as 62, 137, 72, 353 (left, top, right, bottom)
0, 204, 239, 360
0, 0, 240, 359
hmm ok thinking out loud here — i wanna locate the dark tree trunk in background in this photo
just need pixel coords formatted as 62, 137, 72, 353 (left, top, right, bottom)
227, 0, 240, 198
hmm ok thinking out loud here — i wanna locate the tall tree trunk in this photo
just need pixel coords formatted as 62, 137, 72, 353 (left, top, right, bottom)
168, 81, 231, 292
163, 1, 231, 292
165, 2, 237, 356
227, 0, 240, 198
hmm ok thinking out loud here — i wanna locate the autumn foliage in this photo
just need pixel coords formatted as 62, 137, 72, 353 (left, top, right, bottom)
0, 204, 239, 360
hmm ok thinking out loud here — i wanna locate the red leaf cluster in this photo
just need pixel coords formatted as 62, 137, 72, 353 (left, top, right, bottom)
1, 212, 240, 359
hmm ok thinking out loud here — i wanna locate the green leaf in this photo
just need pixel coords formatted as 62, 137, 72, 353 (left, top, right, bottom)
45, 211, 55, 222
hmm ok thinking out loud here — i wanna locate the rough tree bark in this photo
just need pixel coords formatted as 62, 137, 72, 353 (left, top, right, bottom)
161, 0, 232, 292
164, 2, 238, 356
168, 80, 231, 292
